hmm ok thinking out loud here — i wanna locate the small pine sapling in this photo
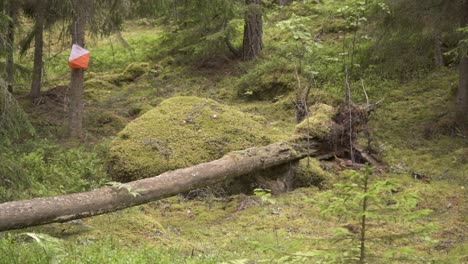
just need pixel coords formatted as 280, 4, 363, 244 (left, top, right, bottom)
300, 167, 436, 263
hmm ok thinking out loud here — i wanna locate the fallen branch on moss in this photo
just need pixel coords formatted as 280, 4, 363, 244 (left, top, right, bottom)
0, 140, 319, 232
0, 102, 378, 232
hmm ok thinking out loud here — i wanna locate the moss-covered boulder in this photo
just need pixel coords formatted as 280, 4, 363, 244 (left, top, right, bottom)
109, 96, 280, 181
295, 103, 337, 140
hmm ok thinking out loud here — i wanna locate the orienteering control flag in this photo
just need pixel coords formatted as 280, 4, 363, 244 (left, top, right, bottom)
69, 44, 90, 69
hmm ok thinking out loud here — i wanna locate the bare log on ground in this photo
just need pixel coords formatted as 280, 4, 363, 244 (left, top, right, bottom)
0, 141, 318, 232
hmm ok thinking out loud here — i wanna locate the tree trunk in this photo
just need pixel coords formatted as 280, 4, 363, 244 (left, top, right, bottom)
68, 0, 90, 138
456, 0, 468, 134
242, 0, 263, 61
0, 141, 317, 232
6, 0, 18, 94
29, 1, 46, 100
457, 56, 468, 134
433, 31, 444, 68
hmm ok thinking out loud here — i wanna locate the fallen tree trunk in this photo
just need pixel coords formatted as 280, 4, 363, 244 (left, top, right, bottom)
0, 141, 317, 232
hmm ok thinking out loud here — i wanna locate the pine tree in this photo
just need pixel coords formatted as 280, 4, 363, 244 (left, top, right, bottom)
312, 168, 435, 263
134, 0, 264, 61
21, 0, 73, 100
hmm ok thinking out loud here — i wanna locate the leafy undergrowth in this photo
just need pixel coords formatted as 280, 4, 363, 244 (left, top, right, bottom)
0, 140, 109, 202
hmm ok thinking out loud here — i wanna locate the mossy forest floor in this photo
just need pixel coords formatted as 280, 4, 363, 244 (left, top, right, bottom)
1, 10, 467, 264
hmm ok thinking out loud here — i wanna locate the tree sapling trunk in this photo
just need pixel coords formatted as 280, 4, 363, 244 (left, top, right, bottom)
6, 0, 18, 94
68, 0, 90, 138
30, 0, 46, 100
456, 0, 468, 134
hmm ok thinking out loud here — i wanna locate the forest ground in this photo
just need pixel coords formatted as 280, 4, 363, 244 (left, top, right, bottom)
1, 4, 467, 263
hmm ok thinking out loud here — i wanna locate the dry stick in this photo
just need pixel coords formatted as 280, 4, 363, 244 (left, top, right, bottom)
349, 29, 358, 73
345, 66, 355, 163
293, 65, 304, 123
360, 78, 369, 106
360, 79, 373, 151
293, 64, 312, 167
304, 75, 316, 168
294, 65, 302, 103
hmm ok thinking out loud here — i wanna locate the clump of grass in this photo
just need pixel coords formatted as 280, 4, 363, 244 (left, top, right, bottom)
0, 140, 109, 202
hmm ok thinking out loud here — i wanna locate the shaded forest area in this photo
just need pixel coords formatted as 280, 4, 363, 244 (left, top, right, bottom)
0, 0, 467, 263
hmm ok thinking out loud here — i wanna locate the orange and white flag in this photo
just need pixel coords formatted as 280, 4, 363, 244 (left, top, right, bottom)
68, 44, 90, 69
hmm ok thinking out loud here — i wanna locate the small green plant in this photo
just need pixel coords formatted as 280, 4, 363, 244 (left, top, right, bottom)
23, 233, 65, 262
445, 26, 468, 61
277, 167, 437, 263
105, 181, 145, 197
314, 167, 436, 263
243, 89, 254, 96
253, 188, 276, 205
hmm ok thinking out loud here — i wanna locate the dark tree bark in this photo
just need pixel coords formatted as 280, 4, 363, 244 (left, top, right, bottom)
0, 141, 317, 232
6, 0, 18, 94
29, 0, 46, 100
456, 0, 468, 134
68, 0, 90, 138
242, 0, 263, 61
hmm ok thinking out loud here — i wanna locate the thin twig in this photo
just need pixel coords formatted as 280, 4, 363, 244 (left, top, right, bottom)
360, 78, 369, 106
345, 65, 355, 163
294, 64, 301, 99
304, 75, 317, 167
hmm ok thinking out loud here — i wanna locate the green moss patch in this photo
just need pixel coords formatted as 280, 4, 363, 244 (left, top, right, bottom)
86, 109, 127, 137
121, 62, 152, 81
87, 62, 153, 87
295, 103, 337, 140
84, 79, 118, 102
109, 96, 284, 181
294, 158, 333, 189
370, 70, 467, 182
